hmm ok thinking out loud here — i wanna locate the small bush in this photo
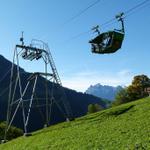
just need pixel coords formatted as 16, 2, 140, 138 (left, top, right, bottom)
0, 122, 23, 141
87, 103, 103, 114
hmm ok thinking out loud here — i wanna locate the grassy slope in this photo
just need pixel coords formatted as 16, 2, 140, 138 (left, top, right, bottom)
0, 97, 150, 150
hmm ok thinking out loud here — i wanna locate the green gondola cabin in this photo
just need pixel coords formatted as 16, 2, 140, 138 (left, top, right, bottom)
89, 13, 125, 54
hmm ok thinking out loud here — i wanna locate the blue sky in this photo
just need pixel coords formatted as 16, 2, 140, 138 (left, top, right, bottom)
0, 0, 150, 92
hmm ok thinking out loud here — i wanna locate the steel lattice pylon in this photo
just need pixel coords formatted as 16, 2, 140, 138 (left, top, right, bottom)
3, 35, 73, 141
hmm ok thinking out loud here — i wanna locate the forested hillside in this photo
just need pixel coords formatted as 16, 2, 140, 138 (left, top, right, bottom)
0, 55, 107, 132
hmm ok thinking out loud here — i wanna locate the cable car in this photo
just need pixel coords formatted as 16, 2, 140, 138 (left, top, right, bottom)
89, 13, 125, 54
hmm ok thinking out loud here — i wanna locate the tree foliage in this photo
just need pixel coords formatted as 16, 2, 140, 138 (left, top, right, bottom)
112, 88, 129, 106
87, 103, 103, 114
0, 122, 23, 141
127, 75, 150, 100
113, 75, 150, 106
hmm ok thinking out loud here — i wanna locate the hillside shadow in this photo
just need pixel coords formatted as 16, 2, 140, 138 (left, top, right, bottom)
106, 105, 135, 116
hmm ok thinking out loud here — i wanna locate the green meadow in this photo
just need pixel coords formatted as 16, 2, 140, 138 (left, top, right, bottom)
0, 97, 150, 150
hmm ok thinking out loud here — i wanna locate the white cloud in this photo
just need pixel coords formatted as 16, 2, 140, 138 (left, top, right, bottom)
118, 69, 132, 76
62, 69, 134, 92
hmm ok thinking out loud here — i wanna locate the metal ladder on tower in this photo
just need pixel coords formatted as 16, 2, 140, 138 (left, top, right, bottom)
44, 43, 74, 121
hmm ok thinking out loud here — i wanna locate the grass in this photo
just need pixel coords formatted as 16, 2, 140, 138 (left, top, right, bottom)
0, 97, 150, 150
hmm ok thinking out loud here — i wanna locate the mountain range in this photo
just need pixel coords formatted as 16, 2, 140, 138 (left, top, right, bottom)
85, 83, 123, 101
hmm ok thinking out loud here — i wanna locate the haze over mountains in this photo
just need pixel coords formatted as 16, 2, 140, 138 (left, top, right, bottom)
85, 84, 123, 101
0, 55, 107, 131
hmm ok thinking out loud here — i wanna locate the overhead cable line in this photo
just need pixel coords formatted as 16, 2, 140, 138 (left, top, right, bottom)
66, 0, 150, 42
124, 0, 150, 15
0, 68, 11, 84
0, 72, 25, 97
63, 0, 101, 25
101, 0, 150, 26
66, 30, 91, 43
100, 0, 150, 29
96, 0, 150, 27
124, 0, 150, 19
0, 80, 14, 97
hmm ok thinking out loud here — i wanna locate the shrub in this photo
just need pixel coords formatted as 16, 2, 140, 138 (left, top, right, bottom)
87, 103, 103, 114
0, 122, 23, 141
